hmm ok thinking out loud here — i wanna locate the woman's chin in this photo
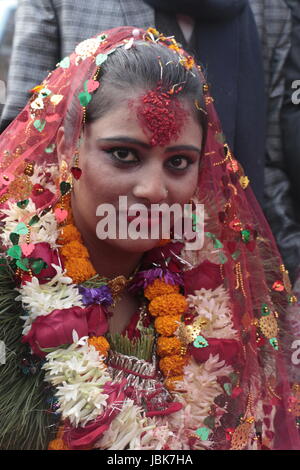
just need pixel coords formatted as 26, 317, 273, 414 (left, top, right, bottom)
102, 236, 163, 254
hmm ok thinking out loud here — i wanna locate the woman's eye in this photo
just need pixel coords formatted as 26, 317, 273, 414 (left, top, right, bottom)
109, 148, 138, 163
168, 156, 191, 170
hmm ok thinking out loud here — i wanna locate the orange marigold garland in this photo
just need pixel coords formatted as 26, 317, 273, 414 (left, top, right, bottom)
149, 293, 188, 317
154, 314, 182, 336
144, 278, 180, 300
88, 336, 110, 357
56, 199, 96, 283
147, 277, 189, 388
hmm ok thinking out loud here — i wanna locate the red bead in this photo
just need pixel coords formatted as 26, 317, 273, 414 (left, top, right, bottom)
71, 166, 82, 180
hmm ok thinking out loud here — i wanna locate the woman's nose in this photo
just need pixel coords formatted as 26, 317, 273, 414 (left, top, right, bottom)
132, 168, 168, 204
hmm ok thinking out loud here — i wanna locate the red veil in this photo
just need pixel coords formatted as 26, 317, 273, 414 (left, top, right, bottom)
0, 27, 299, 450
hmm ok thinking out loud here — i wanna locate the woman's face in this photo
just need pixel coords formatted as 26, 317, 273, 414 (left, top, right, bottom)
71, 94, 203, 253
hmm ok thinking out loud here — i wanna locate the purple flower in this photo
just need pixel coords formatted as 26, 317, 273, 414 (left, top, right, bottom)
78, 285, 113, 307
128, 268, 183, 293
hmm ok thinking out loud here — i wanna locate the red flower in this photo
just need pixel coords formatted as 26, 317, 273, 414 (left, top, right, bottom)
30, 242, 60, 283
189, 338, 241, 366
22, 304, 108, 357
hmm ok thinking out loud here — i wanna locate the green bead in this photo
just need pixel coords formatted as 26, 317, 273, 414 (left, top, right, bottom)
261, 303, 270, 316
60, 181, 71, 196
31, 259, 47, 275
241, 229, 250, 243
78, 91, 92, 107
17, 199, 29, 209
16, 258, 30, 272
269, 337, 279, 350
29, 215, 40, 226
9, 233, 20, 245
7, 245, 21, 260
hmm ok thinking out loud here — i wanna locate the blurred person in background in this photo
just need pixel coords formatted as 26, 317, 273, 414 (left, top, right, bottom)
0, 0, 17, 116
281, 0, 300, 287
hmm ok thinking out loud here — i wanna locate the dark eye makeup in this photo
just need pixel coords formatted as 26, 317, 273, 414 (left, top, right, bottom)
104, 147, 195, 172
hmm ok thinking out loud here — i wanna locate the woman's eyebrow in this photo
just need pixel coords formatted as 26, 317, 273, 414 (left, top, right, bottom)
166, 145, 201, 154
96, 137, 201, 154
96, 136, 151, 149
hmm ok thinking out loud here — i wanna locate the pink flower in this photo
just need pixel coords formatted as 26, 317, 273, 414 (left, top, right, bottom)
30, 242, 60, 282
189, 338, 242, 366
22, 304, 108, 356
183, 260, 223, 294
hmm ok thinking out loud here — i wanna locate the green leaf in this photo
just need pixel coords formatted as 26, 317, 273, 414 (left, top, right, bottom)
17, 199, 29, 209
0, 258, 7, 271
213, 239, 223, 249
205, 232, 215, 240
203, 416, 215, 430
7, 245, 21, 260
195, 427, 211, 440
60, 181, 71, 195
231, 250, 241, 261
219, 252, 228, 264
33, 119, 46, 133
9, 233, 20, 245
59, 56, 70, 68
215, 132, 226, 144
97, 34, 107, 42
193, 335, 209, 348
31, 259, 47, 275
78, 91, 92, 107
229, 372, 239, 387
224, 383, 232, 396
45, 144, 56, 154
16, 258, 30, 272
95, 53, 108, 66
269, 337, 279, 350
29, 215, 40, 226
14, 222, 28, 235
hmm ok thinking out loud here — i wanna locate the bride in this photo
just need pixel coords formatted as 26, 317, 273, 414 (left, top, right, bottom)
0, 26, 299, 450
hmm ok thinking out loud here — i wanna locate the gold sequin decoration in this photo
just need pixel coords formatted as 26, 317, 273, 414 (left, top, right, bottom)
177, 317, 208, 345
234, 262, 247, 298
280, 265, 292, 294
24, 161, 35, 177
7, 175, 33, 200
0, 194, 9, 204
239, 175, 250, 189
259, 313, 278, 339
230, 420, 254, 450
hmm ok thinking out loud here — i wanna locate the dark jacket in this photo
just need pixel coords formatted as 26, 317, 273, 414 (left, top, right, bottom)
281, 0, 300, 219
